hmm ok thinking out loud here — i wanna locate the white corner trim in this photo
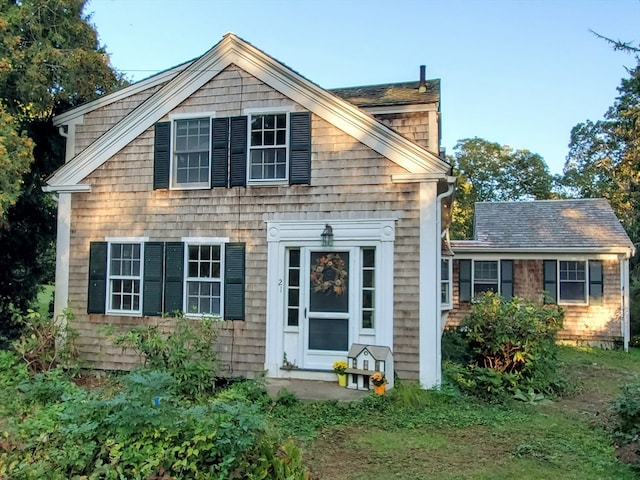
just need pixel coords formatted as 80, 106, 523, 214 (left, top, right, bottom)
53, 193, 71, 326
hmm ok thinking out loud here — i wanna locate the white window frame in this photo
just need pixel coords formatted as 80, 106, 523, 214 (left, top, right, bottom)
441, 257, 452, 309
245, 107, 292, 185
557, 259, 588, 305
105, 237, 146, 316
169, 112, 215, 190
472, 259, 499, 296
182, 237, 228, 318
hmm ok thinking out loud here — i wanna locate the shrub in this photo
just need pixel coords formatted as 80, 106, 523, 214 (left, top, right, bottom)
11, 308, 77, 374
612, 380, 640, 443
111, 314, 220, 398
445, 292, 564, 400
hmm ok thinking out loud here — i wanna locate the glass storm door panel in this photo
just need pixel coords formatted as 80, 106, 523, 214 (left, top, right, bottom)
305, 251, 351, 364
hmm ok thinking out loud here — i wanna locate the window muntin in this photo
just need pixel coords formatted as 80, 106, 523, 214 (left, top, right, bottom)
473, 260, 498, 295
441, 258, 452, 308
173, 117, 210, 188
286, 248, 301, 327
108, 243, 142, 314
559, 260, 587, 303
249, 113, 288, 182
361, 248, 376, 329
186, 244, 222, 315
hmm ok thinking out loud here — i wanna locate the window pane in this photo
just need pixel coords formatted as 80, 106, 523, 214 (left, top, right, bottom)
288, 269, 300, 286
560, 281, 586, 301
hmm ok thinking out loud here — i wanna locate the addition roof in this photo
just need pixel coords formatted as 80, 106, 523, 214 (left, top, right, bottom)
330, 80, 440, 108
451, 198, 635, 255
46, 33, 450, 191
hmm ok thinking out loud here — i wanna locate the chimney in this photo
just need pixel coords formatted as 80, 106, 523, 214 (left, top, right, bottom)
418, 65, 427, 93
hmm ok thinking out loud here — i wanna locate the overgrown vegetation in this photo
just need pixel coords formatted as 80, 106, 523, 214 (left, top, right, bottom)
443, 292, 565, 400
0, 313, 309, 479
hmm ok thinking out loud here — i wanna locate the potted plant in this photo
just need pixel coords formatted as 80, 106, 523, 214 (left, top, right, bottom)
371, 371, 387, 395
333, 360, 348, 387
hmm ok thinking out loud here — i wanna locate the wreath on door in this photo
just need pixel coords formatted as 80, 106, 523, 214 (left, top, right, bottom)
310, 253, 348, 295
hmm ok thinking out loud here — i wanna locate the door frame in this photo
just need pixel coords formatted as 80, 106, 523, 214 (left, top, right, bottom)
264, 218, 396, 378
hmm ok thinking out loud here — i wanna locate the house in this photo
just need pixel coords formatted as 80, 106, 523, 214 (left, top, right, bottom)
345, 343, 394, 390
44, 34, 456, 388
447, 199, 635, 349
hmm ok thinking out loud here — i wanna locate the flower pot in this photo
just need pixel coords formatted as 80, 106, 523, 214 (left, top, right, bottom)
337, 373, 347, 387
373, 384, 386, 395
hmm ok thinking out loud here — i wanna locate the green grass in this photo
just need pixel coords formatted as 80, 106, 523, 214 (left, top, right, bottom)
36, 284, 54, 317
272, 346, 640, 480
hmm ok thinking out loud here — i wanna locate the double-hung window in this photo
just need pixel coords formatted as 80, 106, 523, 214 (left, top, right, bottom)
249, 113, 288, 182
458, 259, 513, 302
544, 259, 601, 305
441, 258, 452, 309
186, 243, 223, 316
173, 117, 211, 188
107, 242, 143, 314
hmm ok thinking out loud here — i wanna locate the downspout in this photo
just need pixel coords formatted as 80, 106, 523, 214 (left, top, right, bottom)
436, 176, 456, 334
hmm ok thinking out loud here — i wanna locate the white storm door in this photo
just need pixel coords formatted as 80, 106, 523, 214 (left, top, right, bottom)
302, 249, 353, 369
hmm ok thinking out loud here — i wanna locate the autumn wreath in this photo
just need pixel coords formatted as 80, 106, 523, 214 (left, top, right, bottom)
310, 253, 348, 295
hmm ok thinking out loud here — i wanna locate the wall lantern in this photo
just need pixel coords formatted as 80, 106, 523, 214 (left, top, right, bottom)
321, 224, 334, 247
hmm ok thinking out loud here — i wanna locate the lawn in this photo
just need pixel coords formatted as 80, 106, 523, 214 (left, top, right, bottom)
271, 346, 640, 479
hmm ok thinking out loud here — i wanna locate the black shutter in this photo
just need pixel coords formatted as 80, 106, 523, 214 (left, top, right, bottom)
211, 117, 229, 188
143, 242, 164, 316
87, 242, 108, 314
153, 122, 170, 190
543, 260, 557, 304
589, 260, 604, 304
164, 242, 184, 314
229, 116, 247, 187
459, 259, 472, 302
289, 111, 311, 185
500, 260, 513, 300
224, 242, 246, 320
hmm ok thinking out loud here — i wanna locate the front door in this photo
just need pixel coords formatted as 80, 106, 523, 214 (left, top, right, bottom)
303, 249, 352, 369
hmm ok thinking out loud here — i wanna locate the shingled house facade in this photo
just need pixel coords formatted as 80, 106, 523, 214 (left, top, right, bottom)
447, 199, 635, 349
45, 34, 455, 388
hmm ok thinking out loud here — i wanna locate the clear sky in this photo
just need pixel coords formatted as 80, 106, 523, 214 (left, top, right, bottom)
86, 0, 640, 174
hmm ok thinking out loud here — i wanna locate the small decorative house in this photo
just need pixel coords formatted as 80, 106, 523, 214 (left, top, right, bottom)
345, 344, 394, 390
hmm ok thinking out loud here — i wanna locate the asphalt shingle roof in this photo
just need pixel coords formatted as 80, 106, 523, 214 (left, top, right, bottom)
330, 80, 440, 107
455, 199, 634, 252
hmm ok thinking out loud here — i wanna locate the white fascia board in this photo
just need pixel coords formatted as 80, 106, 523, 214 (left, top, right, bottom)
52, 63, 190, 126
451, 247, 631, 258
47, 34, 449, 189
228, 40, 449, 175
47, 45, 233, 188
42, 184, 91, 193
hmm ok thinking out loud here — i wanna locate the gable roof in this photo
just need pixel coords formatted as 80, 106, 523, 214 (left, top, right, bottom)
46, 33, 450, 191
347, 343, 392, 360
451, 199, 635, 256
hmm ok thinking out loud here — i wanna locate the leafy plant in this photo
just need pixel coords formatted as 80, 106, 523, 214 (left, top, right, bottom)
612, 380, 640, 442
11, 307, 77, 374
111, 314, 220, 398
445, 292, 565, 399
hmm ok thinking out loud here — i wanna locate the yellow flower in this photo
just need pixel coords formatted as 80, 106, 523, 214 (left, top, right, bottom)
333, 360, 348, 374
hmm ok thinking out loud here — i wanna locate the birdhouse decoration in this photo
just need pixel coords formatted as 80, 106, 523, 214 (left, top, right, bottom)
344, 344, 394, 390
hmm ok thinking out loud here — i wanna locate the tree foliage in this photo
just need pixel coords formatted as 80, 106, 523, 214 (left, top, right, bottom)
449, 137, 556, 239
0, 0, 125, 342
561, 61, 640, 240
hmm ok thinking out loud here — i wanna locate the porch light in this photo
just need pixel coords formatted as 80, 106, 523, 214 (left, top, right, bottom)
321, 224, 334, 247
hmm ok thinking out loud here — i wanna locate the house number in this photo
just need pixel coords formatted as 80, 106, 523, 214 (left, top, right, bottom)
278, 279, 283, 292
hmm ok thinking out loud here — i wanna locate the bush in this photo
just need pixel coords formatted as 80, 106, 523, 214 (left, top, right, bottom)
111, 314, 219, 398
612, 380, 640, 443
445, 292, 564, 400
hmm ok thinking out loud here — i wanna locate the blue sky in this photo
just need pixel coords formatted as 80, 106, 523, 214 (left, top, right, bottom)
87, 0, 639, 174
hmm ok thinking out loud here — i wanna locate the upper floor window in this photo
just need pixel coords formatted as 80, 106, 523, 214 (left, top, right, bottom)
107, 242, 143, 314
173, 117, 211, 188
249, 113, 288, 182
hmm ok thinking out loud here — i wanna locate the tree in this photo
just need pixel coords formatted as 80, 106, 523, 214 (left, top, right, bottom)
449, 138, 556, 239
561, 61, 640, 241
0, 0, 125, 343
